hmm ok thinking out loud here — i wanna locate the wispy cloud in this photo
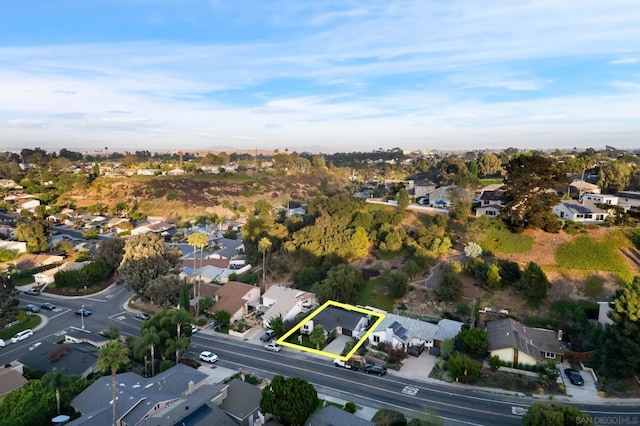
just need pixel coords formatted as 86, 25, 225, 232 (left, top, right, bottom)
1, 0, 640, 151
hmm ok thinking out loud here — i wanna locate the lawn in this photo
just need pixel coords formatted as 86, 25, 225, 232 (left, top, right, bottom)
0, 315, 42, 340
357, 278, 395, 311
475, 221, 534, 254
555, 233, 633, 282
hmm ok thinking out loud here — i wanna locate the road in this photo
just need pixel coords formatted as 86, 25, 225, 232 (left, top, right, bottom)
4, 285, 640, 426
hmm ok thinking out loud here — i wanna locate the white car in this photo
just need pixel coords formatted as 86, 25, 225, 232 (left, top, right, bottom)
0, 339, 5, 349
10, 329, 34, 343
199, 351, 218, 363
264, 342, 282, 352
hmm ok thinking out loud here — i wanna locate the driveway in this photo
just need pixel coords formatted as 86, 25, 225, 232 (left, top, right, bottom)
323, 335, 352, 356
391, 351, 437, 381
561, 362, 599, 401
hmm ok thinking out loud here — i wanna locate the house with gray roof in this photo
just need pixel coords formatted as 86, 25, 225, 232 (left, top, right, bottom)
487, 318, 565, 366
552, 200, 609, 223
261, 285, 316, 329
302, 306, 369, 338
68, 364, 209, 425
218, 379, 263, 425
305, 405, 373, 426
17, 341, 100, 379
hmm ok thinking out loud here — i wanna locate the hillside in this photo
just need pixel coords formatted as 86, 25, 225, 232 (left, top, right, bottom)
58, 170, 348, 220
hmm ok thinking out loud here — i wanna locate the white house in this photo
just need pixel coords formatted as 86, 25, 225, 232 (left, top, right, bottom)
0, 240, 27, 254
16, 199, 40, 213
552, 200, 609, 223
33, 261, 85, 285
580, 193, 618, 205
136, 169, 157, 176
597, 302, 614, 327
425, 186, 456, 209
367, 312, 439, 350
261, 285, 316, 328
616, 191, 640, 211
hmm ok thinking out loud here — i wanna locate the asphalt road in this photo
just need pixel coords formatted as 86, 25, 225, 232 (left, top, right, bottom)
4, 285, 640, 426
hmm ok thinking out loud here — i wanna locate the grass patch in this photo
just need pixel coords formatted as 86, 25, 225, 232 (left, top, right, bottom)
0, 315, 42, 340
357, 278, 395, 311
474, 220, 534, 254
376, 246, 411, 260
555, 233, 633, 282
315, 398, 344, 411
479, 178, 504, 186
583, 275, 605, 298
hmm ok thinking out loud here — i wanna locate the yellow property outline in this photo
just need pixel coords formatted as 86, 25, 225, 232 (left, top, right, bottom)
276, 300, 385, 360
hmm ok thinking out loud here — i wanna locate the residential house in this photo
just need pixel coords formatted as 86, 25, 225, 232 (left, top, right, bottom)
425, 186, 456, 209
130, 220, 174, 236
552, 200, 609, 223
286, 205, 307, 218
64, 330, 112, 348
16, 198, 40, 214
33, 261, 85, 285
580, 193, 618, 205
149, 384, 238, 426
302, 305, 369, 338
565, 180, 601, 198
0, 363, 28, 400
0, 212, 18, 226
18, 341, 100, 379
0, 179, 19, 189
412, 182, 437, 199
261, 285, 316, 328
217, 379, 263, 425
68, 364, 210, 426
0, 240, 27, 254
616, 191, 640, 212
209, 281, 261, 323
486, 318, 565, 365
433, 319, 465, 347
13, 253, 64, 272
167, 167, 186, 175
306, 405, 374, 426
367, 312, 438, 351
211, 237, 245, 259
475, 186, 508, 217
136, 168, 158, 176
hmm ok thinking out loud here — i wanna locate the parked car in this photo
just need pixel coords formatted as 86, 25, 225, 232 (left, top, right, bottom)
25, 304, 41, 313
41, 302, 56, 310
364, 365, 387, 376
0, 339, 5, 349
135, 313, 151, 321
564, 368, 584, 386
199, 351, 218, 363
264, 342, 282, 352
333, 355, 366, 371
24, 288, 40, 296
260, 329, 276, 342
75, 308, 92, 316
10, 329, 34, 343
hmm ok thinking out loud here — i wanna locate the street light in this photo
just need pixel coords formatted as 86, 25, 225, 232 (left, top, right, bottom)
81, 304, 85, 330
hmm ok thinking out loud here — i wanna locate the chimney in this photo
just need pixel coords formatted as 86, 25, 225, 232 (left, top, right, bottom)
557, 329, 563, 341
188, 380, 194, 394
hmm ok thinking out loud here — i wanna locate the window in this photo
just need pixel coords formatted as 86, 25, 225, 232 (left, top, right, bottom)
545, 352, 556, 359
373, 335, 380, 343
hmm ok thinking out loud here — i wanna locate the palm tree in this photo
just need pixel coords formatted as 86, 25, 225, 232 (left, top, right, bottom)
187, 232, 208, 312
258, 237, 272, 286
98, 340, 130, 426
42, 368, 70, 416
166, 335, 190, 364
141, 326, 160, 377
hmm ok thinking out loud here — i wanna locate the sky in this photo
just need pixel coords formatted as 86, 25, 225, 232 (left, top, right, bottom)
1, 0, 639, 154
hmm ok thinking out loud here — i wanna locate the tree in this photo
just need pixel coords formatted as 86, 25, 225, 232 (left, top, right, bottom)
141, 308, 194, 368
502, 154, 568, 232
397, 187, 410, 209
98, 340, 130, 426
267, 314, 287, 337
309, 325, 326, 350
446, 353, 480, 383
478, 153, 502, 176
313, 264, 364, 304
435, 266, 463, 302
41, 368, 71, 416
15, 219, 49, 253
179, 284, 190, 311
143, 274, 182, 308
258, 237, 272, 286
598, 277, 640, 379
381, 270, 408, 298
166, 335, 190, 364
520, 262, 550, 305
199, 295, 214, 313
187, 232, 207, 272
486, 264, 501, 290
371, 408, 407, 426
448, 187, 473, 222
94, 238, 125, 271
118, 233, 181, 296
212, 310, 231, 326
0, 380, 55, 426
141, 326, 160, 377
260, 375, 318, 426
463, 242, 482, 259
598, 160, 633, 193
456, 328, 488, 359
522, 403, 588, 426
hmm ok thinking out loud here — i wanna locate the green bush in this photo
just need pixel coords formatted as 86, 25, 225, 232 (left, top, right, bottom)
446, 353, 480, 383
583, 275, 605, 298
344, 402, 357, 413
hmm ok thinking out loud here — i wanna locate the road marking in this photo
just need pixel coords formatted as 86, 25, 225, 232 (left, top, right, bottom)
54, 330, 67, 336
402, 385, 419, 396
116, 316, 126, 321
84, 297, 107, 303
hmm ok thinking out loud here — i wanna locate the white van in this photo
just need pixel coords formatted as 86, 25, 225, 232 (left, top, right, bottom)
0, 339, 5, 348
10, 329, 33, 344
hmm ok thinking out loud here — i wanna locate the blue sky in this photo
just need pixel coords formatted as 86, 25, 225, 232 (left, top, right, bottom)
1, 0, 639, 153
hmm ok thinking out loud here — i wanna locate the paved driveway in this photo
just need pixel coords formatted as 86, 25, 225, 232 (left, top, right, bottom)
323, 335, 352, 356
561, 362, 599, 401
391, 351, 437, 380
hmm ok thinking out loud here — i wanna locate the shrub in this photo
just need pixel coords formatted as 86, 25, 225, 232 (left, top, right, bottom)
344, 402, 357, 414
583, 275, 605, 298
372, 409, 407, 426
446, 353, 480, 383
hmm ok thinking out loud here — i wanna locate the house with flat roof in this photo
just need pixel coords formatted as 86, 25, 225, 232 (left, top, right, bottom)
306, 405, 373, 426
18, 341, 100, 379
552, 200, 609, 223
